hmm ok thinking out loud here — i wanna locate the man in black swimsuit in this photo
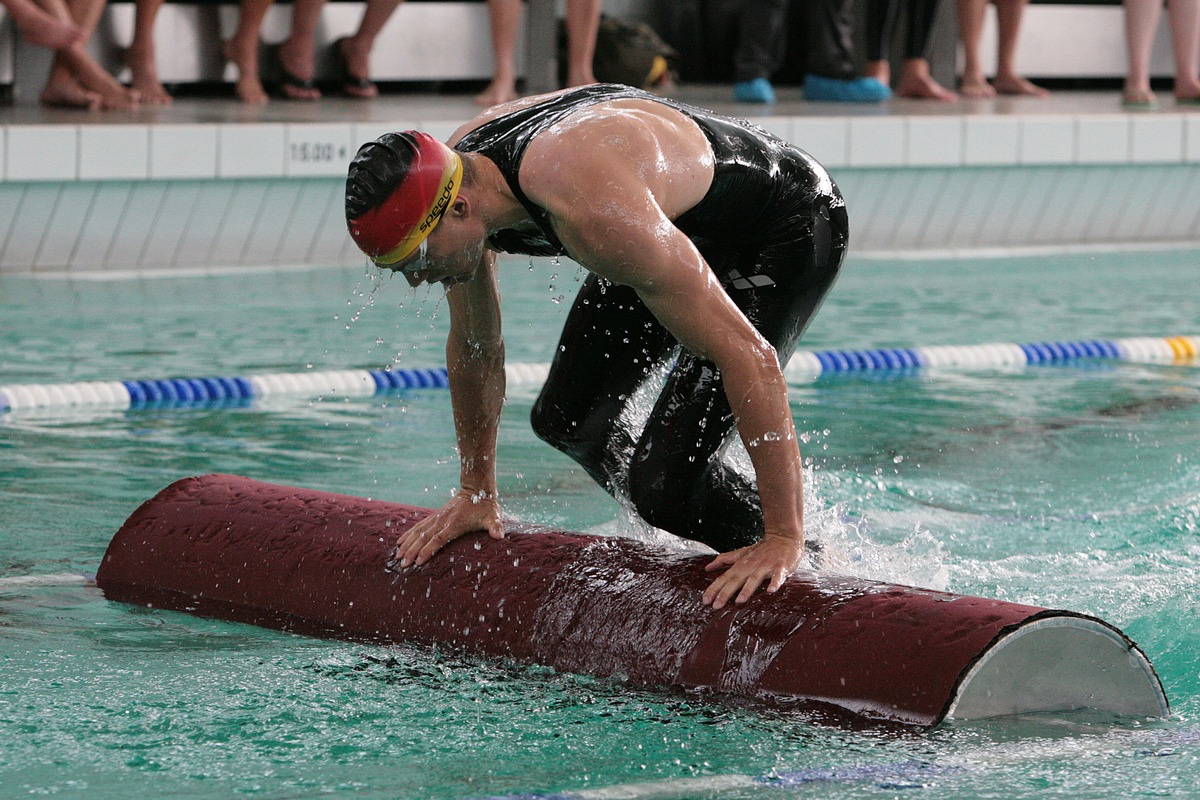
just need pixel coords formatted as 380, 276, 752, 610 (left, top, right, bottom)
345, 85, 847, 608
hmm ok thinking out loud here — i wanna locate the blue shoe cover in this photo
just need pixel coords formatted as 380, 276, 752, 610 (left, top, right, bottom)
733, 78, 776, 104
803, 74, 893, 103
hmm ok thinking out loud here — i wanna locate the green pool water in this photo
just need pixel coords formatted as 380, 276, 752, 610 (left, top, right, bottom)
1, 249, 1198, 799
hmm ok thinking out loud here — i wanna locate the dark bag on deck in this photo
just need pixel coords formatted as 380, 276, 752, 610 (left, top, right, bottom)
559, 15, 678, 88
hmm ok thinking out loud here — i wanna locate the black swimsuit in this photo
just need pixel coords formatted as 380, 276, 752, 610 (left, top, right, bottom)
456, 85, 848, 550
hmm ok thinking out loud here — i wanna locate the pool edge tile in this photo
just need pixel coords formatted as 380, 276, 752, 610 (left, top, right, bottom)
218, 124, 287, 179
1187, 116, 1200, 163
848, 117, 905, 168
906, 117, 964, 167
793, 117, 850, 168
1130, 115, 1185, 164
963, 117, 1021, 166
4, 125, 79, 182
284, 123, 357, 177
79, 126, 151, 181
1019, 116, 1076, 165
150, 125, 219, 180
1075, 115, 1132, 164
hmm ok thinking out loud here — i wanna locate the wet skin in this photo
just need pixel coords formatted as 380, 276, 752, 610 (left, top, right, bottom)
386, 90, 810, 610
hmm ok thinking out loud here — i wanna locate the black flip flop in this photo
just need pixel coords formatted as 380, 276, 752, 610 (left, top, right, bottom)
331, 37, 378, 98
278, 68, 320, 101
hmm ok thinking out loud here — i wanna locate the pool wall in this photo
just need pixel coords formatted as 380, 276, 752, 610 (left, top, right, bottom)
3, 112, 1200, 273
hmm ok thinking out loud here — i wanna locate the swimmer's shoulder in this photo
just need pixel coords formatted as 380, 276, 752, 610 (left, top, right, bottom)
446, 89, 583, 148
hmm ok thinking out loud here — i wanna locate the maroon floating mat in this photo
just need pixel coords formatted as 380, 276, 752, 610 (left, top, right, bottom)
95, 474, 1168, 727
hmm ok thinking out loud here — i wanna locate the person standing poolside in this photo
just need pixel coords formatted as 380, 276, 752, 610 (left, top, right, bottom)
864, 0, 957, 101
1122, 0, 1200, 108
956, 0, 1048, 97
344, 85, 847, 608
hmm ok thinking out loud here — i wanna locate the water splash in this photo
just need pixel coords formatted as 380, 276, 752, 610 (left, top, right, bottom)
339, 265, 387, 331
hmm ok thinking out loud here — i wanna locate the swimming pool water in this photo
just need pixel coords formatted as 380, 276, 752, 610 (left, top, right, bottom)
1, 249, 1198, 799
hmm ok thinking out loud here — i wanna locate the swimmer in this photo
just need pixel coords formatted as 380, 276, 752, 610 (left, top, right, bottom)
345, 85, 847, 609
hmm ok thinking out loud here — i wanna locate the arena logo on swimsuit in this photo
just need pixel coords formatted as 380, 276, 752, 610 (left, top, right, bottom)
419, 178, 457, 233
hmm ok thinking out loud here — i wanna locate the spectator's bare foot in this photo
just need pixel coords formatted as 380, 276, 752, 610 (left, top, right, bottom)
126, 43, 172, 105
864, 60, 890, 87
41, 73, 101, 110
959, 71, 995, 99
898, 70, 957, 102
1175, 78, 1200, 104
68, 56, 140, 109
475, 77, 517, 107
993, 73, 1049, 97
223, 38, 269, 104
12, 1, 85, 50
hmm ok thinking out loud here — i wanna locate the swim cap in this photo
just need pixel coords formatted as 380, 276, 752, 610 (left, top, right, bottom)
345, 131, 464, 266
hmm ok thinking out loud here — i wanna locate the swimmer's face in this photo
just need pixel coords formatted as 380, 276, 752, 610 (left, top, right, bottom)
378, 201, 485, 289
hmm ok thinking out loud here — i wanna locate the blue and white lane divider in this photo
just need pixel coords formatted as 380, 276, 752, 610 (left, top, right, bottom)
1, 336, 1196, 414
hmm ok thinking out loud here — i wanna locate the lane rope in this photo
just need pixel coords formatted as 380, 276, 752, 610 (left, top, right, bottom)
1, 336, 1196, 414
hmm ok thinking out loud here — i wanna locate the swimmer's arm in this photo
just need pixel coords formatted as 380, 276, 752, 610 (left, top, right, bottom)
446, 249, 506, 499
392, 251, 506, 568
538, 175, 805, 608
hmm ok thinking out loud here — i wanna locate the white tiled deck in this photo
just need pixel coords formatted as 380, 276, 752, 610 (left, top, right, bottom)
2, 85, 1199, 273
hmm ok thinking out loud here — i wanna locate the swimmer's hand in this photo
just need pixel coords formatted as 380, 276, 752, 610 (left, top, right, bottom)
389, 488, 504, 570
701, 534, 803, 610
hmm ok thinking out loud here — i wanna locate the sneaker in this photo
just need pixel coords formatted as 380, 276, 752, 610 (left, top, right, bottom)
803, 74, 892, 103
733, 78, 776, 104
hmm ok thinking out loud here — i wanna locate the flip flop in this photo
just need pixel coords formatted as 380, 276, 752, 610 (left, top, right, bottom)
279, 68, 320, 101
265, 44, 320, 100
1122, 89, 1157, 110
332, 37, 378, 99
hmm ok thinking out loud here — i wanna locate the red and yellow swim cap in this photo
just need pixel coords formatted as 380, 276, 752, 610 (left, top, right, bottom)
346, 131, 464, 266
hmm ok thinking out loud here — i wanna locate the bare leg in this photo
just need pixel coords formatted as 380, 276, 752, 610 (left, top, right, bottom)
127, 0, 171, 104
1124, 0, 1162, 105
43, 0, 140, 109
864, 58, 890, 85
563, 0, 600, 87
1167, 0, 1200, 100
6, 0, 84, 48
897, 57, 958, 100
224, 0, 272, 103
476, 0, 520, 106
337, 0, 403, 97
277, 0, 324, 99
992, 0, 1048, 95
956, 0, 995, 97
